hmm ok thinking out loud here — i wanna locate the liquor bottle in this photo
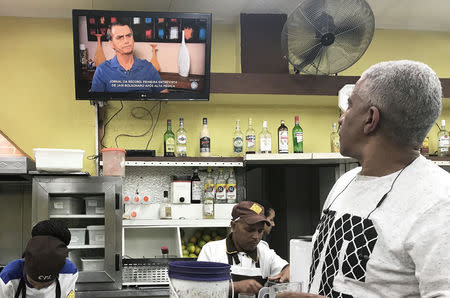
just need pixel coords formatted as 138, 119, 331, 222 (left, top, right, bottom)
200, 118, 211, 157
161, 246, 169, 258
203, 191, 215, 219
191, 168, 202, 204
159, 191, 172, 219
245, 118, 256, 154
233, 120, 244, 156
293, 116, 304, 153
259, 121, 272, 154
215, 168, 227, 203
226, 168, 237, 204
437, 119, 449, 157
176, 118, 187, 157
164, 120, 175, 157
330, 123, 340, 153
278, 120, 289, 154
204, 168, 215, 194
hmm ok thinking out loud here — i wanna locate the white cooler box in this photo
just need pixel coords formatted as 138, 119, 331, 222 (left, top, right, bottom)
84, 196, 105, 215
68, 228, 86, 246
81, 257, 104, 271
33, 148, 85, 172
49, 197, 83, 215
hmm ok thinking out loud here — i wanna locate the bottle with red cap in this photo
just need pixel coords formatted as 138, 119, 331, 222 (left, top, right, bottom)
161, 246, 169, 258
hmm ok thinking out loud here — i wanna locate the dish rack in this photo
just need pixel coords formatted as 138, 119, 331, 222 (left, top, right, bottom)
122, 257, 194, 286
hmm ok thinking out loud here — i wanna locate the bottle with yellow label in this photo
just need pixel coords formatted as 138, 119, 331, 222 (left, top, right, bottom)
215, 168, 227, 203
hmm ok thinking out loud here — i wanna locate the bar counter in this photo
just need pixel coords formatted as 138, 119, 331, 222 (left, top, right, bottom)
76, 286, 169, 298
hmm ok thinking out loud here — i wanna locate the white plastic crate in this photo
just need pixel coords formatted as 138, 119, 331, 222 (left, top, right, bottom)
68, 228, 86, 246
84, 196, 105, 215
33, 148, 85, 172
49, 197, 83, 215
87, 225, 105, 245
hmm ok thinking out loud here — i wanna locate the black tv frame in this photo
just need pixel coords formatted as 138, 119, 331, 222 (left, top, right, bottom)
72, 9, 212, 101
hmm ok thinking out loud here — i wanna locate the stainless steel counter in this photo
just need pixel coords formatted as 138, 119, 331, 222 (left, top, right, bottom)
76, 286, 169, 297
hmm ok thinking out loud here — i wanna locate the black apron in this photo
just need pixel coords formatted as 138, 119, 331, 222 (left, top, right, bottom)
15, 276, 61, 298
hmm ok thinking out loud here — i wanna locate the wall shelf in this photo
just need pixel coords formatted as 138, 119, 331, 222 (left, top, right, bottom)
101, 156, 244, 167
49, 215, 105, 219
245, 152, 358, 165
123, 219, 231, 228
68, 244, 104, 249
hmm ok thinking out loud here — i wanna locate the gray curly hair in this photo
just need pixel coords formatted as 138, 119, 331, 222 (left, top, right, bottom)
358, 60, 442, 147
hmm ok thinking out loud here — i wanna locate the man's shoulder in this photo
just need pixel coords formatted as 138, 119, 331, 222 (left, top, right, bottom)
0, 259, 23, 284
60, 259, 78, 275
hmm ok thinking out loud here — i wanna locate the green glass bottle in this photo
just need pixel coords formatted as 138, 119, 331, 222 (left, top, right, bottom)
293, 115, 303, 153
164, 120, 175, 157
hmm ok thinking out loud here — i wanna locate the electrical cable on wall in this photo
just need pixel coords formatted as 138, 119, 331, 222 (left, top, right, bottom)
145, 101, 162, 150
114, 101, 163, 148
100, 100, 124, 148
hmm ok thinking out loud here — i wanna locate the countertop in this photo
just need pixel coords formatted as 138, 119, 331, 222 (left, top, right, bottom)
76, 286, 169, 298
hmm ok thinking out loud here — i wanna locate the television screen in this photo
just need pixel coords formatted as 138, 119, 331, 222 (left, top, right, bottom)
72, 9, 211, 101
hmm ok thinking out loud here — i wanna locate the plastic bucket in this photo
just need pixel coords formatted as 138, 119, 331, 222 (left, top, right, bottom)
101, 148, 125, 176
168, 261, 231, 298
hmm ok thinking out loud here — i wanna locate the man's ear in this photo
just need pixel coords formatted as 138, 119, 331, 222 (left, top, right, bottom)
364, 106, 380, 135
109, 40, 114, 50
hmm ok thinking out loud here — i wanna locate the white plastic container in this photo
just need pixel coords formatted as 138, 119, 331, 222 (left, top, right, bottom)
49, 197, 83, 215
290, 237, 312, 286
101, 148, 125, 176
68, 228, 86, 246
84, 196, 105, 215
81, 257, 104, 271
87, 225, 105, 245
33, 148, 85, 172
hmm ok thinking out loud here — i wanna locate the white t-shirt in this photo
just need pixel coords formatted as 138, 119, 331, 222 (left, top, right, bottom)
309, 155, 450, 298
198, 238, 288, 279
0, 259, 78, 298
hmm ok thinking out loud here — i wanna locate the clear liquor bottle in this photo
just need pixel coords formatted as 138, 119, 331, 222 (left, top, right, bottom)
164, 120, 175, 157
330, 123, 340, 153
438, 119, 449, 157
259, 120, 272, 154
245, 118, 256, 154
226, 168, 237, 203
278, 120, 289, 154
233, 120, 244, 156
176, 117, 187, 157
200, 118, 211, 157
215, 168, 227, 203
203, 168, 215, 219
292, 116, 303, 153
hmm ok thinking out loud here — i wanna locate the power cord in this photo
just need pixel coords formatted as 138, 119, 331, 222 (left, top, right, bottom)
100, 101, 124, 148
114, 101, 163, 148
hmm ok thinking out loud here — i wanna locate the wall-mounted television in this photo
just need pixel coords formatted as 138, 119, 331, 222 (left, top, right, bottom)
72, 9, 211, 101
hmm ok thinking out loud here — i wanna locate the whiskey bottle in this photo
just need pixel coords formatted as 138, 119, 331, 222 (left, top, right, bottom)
191, 168, 202, 204
200, 118, 211, 157
278, 120, 289, 154
164, 120, 175, 157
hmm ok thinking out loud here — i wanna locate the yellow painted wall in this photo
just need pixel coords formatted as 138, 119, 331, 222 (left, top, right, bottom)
0, 17, 449, 175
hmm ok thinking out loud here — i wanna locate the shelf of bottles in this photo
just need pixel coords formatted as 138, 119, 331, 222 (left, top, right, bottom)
100, 157, 243, 167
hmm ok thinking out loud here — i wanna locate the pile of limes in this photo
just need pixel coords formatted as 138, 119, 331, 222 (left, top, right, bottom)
181, 229, 226, 258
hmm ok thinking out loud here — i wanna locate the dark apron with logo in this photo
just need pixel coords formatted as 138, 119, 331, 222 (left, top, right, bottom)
228, 253, 267, 296
15, 276, 61, 298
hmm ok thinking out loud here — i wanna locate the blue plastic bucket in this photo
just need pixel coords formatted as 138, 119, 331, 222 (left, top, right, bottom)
168, 261, 231, 297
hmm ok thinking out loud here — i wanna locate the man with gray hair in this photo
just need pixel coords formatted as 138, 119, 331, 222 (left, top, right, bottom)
280, 60, 450, 297
90, 22, 168, 93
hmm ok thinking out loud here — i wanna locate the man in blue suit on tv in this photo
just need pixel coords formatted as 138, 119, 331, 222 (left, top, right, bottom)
90, 22, 168, 94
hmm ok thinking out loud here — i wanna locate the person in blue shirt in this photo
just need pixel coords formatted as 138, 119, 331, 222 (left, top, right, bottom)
90, 22, 168, 93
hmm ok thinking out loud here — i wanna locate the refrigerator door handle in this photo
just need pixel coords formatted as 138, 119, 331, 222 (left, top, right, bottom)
115, 193, 120, 210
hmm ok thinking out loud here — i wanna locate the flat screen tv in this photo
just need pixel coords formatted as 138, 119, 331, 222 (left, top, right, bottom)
72, 9, 211, 101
